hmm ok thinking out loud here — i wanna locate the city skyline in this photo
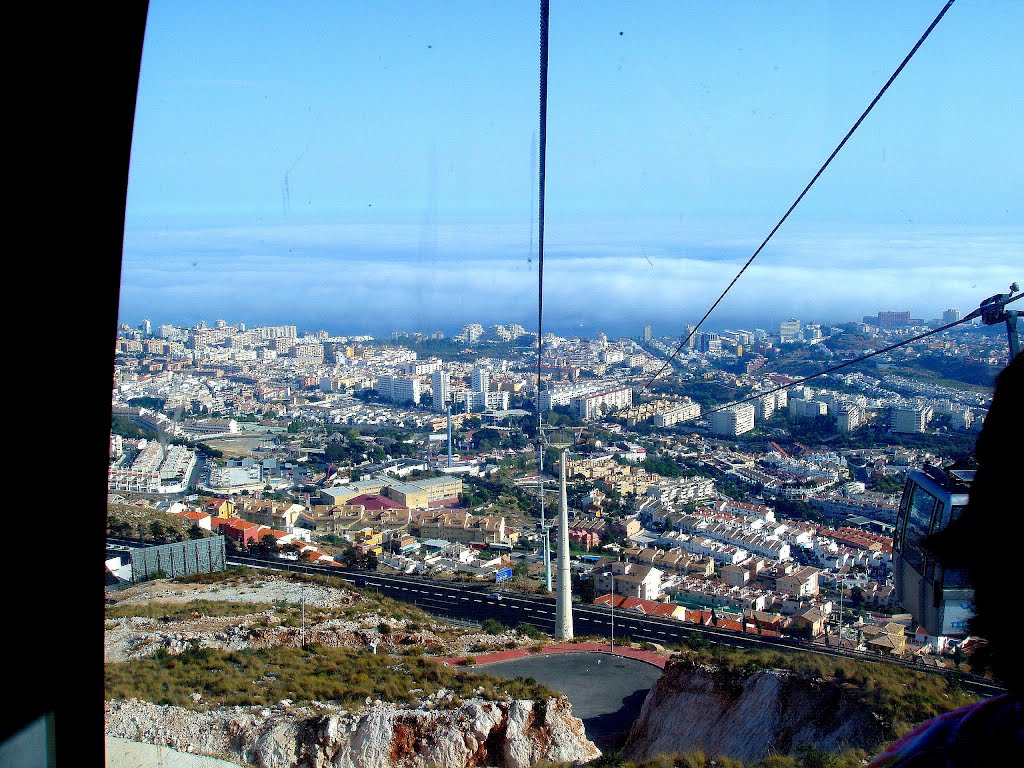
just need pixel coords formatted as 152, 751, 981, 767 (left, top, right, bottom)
121, 1, 1021, 339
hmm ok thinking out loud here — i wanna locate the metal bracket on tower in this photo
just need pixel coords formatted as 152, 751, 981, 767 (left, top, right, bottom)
967, 282, 1022, 360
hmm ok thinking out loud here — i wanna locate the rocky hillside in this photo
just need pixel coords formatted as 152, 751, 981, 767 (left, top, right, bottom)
105, 571, 601, 767
621, 656, 924, 764
106, 696, 600, 768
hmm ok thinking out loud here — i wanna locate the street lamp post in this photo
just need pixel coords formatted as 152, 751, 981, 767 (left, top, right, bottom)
603, 570, 615, 654
837, 574, 846, 647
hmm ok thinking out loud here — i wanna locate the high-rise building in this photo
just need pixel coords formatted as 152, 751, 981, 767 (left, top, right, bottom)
643, 324, 653, 341
258, 325, 297, 340
570, 386, 632, 420
891, 405, 931, 433
697, 332, 721, 354
458, 323, 484, 343
431, 369, 450, 411
789, 399, 828, 418
471, 367, 490, 394
864, 311, 911, 328
942, 308, 961, 324
375, 375, 421, 405
779, 320, 802, 343
709, 403, 755, 436
139, 319, 152, 336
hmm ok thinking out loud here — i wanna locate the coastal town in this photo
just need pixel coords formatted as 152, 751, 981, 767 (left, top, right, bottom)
108, 308, 1009, 667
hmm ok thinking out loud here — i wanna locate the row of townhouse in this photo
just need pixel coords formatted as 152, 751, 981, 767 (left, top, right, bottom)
645, 475, 718, 506
808, 493, 900, 524
710, 499, 776, 523
656, 530, 749, 565
670, 513, 791, 561
591, 594, 789, 639
298, 503, 414, 537
415, 510, 512, 546
622, 546, 716, 577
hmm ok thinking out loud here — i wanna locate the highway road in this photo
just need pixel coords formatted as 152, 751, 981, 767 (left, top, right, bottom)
105, 537, 1006, 699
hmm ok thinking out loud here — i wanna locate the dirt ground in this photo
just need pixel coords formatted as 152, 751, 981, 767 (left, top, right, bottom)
104, 573, 536, 663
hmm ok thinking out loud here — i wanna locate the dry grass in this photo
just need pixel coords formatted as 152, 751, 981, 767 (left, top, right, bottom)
105, 645, 557, 711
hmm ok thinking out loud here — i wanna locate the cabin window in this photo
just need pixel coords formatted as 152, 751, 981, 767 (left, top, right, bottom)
899, 483, 937, 572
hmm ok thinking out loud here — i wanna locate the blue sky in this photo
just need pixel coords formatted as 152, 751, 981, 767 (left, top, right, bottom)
122, 1, 1021, 337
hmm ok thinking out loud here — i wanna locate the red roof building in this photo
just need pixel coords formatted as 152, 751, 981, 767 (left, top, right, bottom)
346, 493, 406, 511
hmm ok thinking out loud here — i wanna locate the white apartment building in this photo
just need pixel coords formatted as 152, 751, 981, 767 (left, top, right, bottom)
375, 375, 421, 405
835, 404, 866, 434
470, 389, 510, 412
754, 394, 775, 421
709, 403, 755, 437
890, 405, 931, 433
403, 358, 442, 376
431, 369, 451, 411
779, 320, 802, 343
790, 399, 828, 418
537, 379, 615, 410
471, 367, 490, 393
653, 401, 702, 427
571, 386, 633, 420
290, 342, 325, 362
257, 325, 297, 340
457, 323, 484, 343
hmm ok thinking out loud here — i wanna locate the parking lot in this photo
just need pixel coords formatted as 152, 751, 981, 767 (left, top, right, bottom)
474, 652, 662, 747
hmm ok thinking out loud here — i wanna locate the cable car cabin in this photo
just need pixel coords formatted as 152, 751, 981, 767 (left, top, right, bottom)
893, 465, 975, 638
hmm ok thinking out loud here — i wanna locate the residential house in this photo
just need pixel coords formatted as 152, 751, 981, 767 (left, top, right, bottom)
776, 566, 821, 597
593, 594, 685, 619
593, 562, 664, 601
173, 510, 212, 531
204, 497, 235, 519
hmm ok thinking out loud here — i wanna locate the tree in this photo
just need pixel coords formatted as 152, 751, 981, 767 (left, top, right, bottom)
340, 548, 362, 567
850, 586, 865, 608
571, 572, 596, 603
257, 533, 279, 558
187, 524, 207, 540
363, 551, 379, 570
149, 520, 168, 541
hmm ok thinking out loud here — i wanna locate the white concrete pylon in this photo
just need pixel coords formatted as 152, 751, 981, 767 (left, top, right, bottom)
554, 450, 574, 640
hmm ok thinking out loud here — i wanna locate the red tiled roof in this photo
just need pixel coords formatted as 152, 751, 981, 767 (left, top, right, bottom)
348, 493, 405, 511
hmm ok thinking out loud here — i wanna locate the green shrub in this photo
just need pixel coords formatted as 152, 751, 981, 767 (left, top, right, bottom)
482, 618, 507, 635
516, 622, 545, 640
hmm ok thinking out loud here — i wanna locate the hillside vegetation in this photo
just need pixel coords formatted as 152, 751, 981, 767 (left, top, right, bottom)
105, 644, 556, 711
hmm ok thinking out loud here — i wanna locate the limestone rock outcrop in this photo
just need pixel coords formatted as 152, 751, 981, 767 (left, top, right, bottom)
105, 695, 600, 768
621, 658, 887, 764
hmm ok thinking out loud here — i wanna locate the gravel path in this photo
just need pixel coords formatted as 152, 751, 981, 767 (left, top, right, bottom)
106, 736, 242, 768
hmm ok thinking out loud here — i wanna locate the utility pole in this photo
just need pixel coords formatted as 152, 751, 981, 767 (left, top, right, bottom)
554, 448, 574, 640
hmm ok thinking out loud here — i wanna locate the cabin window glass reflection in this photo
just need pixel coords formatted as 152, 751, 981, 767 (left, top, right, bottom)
901, 485, 938, 572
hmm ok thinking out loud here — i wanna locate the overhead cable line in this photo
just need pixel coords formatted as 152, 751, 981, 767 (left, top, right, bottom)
641, 0, 958, 393
535, 0, 553, 591
697, 294, 1020, 420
